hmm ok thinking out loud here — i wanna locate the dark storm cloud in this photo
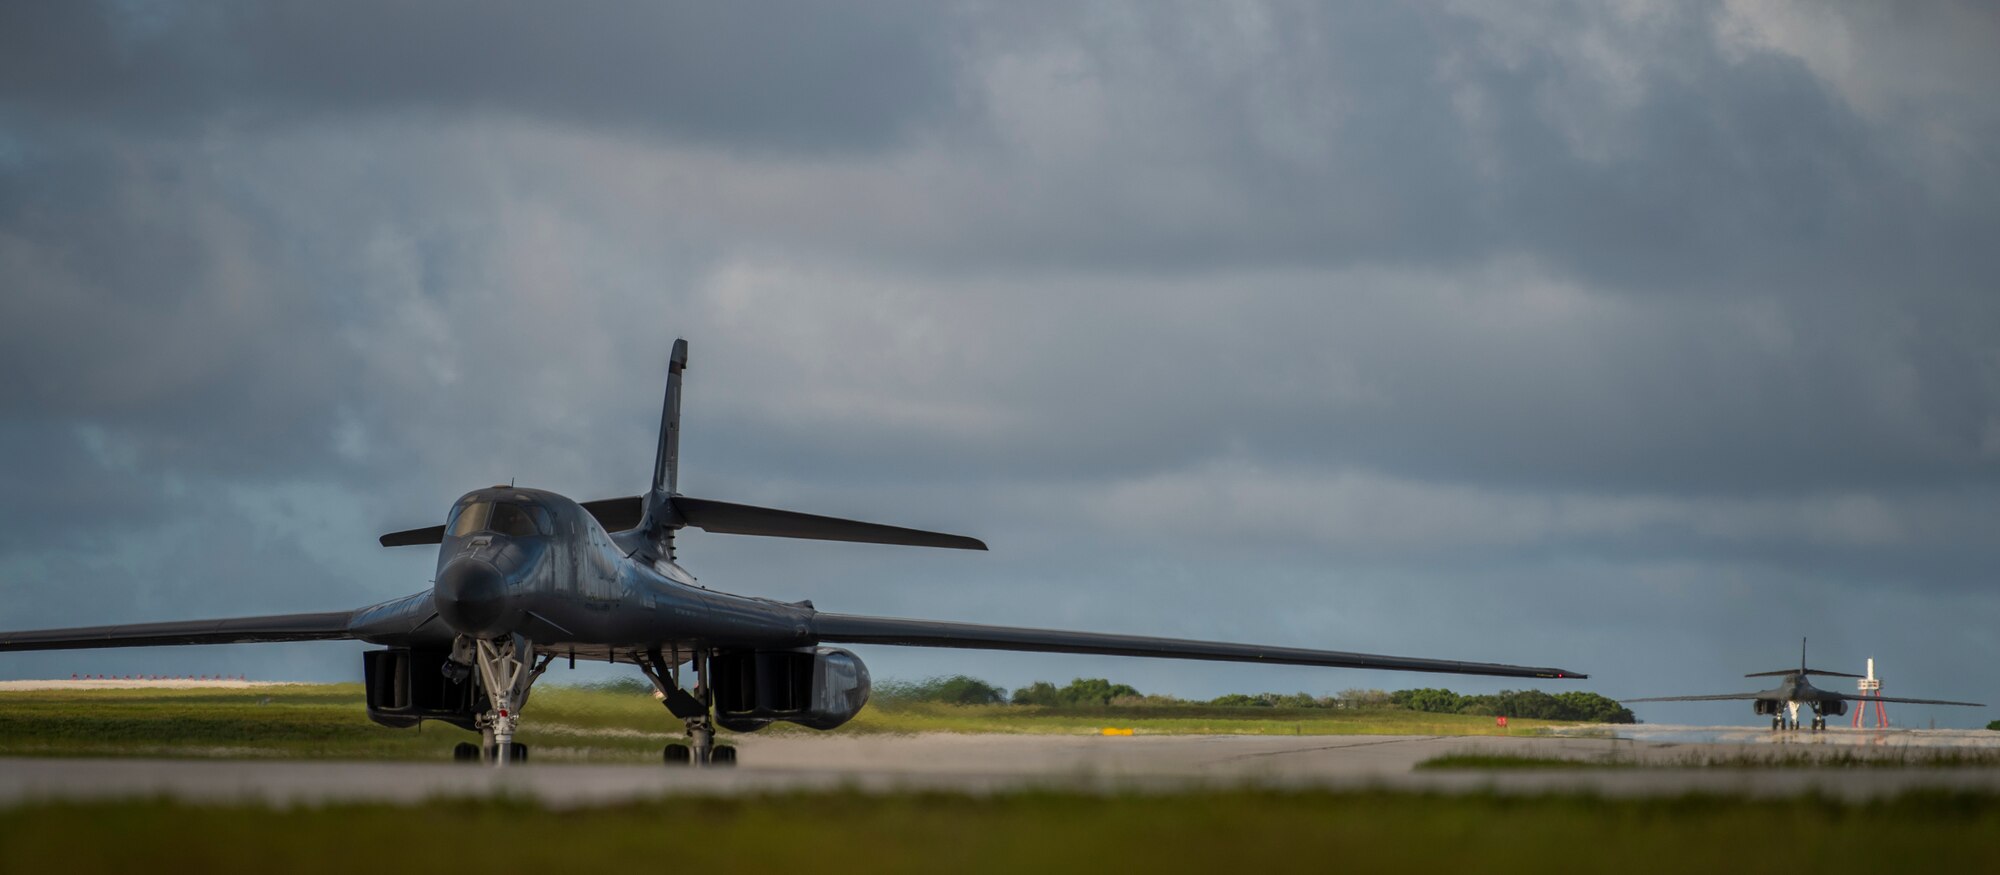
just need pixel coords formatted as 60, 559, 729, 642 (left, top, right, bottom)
790, 3, 1996, 293
1, 0, 1996, 718
0, 142, 359, 473
0, 0, 960, 152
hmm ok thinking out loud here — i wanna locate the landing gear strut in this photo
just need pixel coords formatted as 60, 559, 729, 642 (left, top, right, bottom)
466, 634, 551, 767
638, 648, 735, 768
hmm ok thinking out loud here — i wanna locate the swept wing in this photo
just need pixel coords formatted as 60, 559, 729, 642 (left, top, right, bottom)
811, 612, 1583, 679
0, 612, 354, 652
1835, 693, 1984, 707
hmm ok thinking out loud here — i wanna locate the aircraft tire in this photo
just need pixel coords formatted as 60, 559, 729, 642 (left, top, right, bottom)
453, 742, 480, 762
663, 743, 692, 766
712, 745, 737, 766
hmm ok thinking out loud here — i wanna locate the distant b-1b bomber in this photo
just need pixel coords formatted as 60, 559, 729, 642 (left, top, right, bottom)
0, 340, 1584, 766
1624, 640, 1981, 731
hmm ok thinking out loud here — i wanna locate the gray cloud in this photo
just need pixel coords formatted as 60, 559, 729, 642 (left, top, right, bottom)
0, 1, 960, 152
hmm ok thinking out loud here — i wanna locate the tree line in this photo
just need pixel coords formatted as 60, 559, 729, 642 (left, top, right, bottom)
873, 675, 1635, 723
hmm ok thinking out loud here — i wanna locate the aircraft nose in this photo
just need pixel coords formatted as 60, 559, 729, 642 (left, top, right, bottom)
434, 558, 508, 637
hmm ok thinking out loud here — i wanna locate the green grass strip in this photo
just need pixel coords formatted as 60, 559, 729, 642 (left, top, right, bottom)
0, 685, 1562, 761
3, 790, 1999, 872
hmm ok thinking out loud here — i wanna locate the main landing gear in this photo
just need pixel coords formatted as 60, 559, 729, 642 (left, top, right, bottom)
454, 741, 527, 762
637, 649, 737, 769
456, 634, 552, 767
1768, 708, 1830, 733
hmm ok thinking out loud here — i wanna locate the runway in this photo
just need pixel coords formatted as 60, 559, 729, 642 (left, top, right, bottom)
7, 728, 2000, 805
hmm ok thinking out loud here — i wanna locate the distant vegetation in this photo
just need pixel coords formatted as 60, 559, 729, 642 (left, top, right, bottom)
575, 677, 656, 696
874, 676, 1010, 706
874, 675, 1634, 723
1391, 688, 1635, 724
1011, 678, 1143, 707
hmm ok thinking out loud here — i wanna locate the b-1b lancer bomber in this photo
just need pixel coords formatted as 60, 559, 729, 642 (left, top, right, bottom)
0, 340, 1584, 766
1625, 640, 1981, 731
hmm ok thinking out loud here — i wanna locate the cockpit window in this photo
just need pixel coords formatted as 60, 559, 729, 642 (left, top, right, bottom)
490, 502, 548, 537
448, 502, 491, 537
448, 499, 551, 537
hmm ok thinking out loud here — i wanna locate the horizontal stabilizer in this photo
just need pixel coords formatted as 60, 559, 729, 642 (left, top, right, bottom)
381, 493, 984, 550
580, 495, 645, 532
674, 496, 987, 550
0, 612, 355, 652
379, 525, 446, 548
380, 497, 648, 547
1745, 668, 1862, 678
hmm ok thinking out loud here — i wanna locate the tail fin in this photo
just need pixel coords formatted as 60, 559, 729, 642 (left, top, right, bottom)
652, 338, 689, 496
1744, 637, 1863, 678
623, 338, 986, 559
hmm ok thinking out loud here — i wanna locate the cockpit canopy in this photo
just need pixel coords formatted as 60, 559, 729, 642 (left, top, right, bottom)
448, 497, 554, 538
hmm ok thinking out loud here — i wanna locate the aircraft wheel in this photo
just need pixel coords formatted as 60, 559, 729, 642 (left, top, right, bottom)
663, 743, 692, 766
1771, 718, 1780, 731
483, 743, 530, 764
712, 745, 737, 767
453, 742, 481, 762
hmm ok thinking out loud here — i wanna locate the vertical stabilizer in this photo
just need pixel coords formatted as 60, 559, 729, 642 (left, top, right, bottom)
653, 339, 689, 496
617, 337, 985, 558
1747, 637, 1863, 678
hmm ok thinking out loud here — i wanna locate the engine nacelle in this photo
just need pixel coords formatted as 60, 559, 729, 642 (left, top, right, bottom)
363, 648, 479, 731
1752, 699, 1779, 716
1821, 699, 1847, 717
710, 647, 871, 732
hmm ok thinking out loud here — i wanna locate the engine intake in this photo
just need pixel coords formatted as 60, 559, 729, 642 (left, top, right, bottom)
1752, 699, 1778, 716
710, 647, 870, 732
363, 648, 479, 730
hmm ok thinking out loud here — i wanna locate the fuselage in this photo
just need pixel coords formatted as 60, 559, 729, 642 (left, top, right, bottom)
346, 487, 815, 655
1751, 673, 1847, 719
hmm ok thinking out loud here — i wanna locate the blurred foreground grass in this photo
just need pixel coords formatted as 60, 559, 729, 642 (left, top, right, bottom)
3, 790, 1998, 873
1418, 749, 2000, 770
0, 684, 1563, 761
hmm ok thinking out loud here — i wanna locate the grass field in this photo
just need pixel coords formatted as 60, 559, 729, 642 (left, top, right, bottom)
2, 790, 1998, 872
0, 684, 1567, 761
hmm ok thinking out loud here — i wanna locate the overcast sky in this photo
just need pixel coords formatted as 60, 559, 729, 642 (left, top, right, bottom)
3, 1, 1997, 727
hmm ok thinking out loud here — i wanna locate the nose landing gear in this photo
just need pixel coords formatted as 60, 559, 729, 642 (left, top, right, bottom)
460, 634, 551, 767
